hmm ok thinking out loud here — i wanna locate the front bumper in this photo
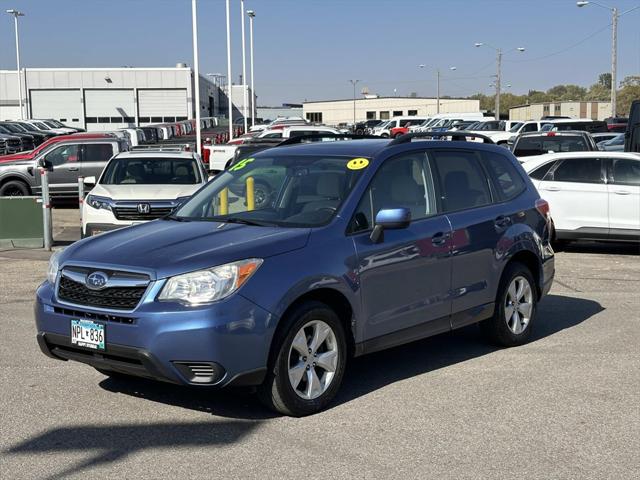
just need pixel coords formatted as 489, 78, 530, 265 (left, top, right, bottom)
35, 281, 273, 387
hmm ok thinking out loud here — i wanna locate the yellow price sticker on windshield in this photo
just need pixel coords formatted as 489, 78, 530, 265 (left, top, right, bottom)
347, 158, 369, 170
229, 157, 255, 172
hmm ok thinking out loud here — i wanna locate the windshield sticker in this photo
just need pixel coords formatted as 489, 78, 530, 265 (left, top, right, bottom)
347, 158, 369, 170
229, 158, 255, 172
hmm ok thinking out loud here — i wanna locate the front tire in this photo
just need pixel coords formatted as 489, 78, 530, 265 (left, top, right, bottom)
259, 301, 347, 416
0, 180, 30, 197
481, 262, 537, 347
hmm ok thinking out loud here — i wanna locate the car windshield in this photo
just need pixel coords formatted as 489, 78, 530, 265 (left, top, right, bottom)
605, 134, 624, 145
101, 158, 201, 185
173, 154, 368, 227
1, 124, 21, 133
43, 121, 59, 128
18, 123, 37, 131
9, 123, 28, 132
513, 136, 589, 156
34, 122, 50, 129
509, 122, 524, 133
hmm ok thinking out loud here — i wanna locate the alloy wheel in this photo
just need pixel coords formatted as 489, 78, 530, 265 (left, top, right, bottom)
504, 275, 533, 334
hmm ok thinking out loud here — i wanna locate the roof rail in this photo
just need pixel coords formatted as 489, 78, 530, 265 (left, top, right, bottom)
278, 133, 379, 146
387, 131, 495, 146
130, 144, 190, 152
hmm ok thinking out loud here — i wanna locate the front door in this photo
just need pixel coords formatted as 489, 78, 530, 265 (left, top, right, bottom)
351, 150, 452, 346
38, 143, 81, 197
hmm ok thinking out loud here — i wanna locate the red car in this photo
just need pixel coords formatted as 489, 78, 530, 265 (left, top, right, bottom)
390, 126, 410, 138
0, 133, 116, 163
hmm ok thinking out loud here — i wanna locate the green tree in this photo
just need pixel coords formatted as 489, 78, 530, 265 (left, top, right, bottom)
617, 75, 640, 116
598, 73, 612, 89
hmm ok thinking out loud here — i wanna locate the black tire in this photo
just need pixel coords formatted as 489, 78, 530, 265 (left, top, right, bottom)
252, 180, 271, 209
550, 220, 569, 251
481, 261, 537, 347
380, 133, 389, 138
0, 180, 30, 197
258, 301, 347, 416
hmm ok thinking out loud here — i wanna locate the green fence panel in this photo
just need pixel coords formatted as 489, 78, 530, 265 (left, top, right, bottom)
0, 196, 44, 248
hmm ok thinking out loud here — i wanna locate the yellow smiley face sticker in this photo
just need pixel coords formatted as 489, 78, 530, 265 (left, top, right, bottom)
347, 158, 369, 170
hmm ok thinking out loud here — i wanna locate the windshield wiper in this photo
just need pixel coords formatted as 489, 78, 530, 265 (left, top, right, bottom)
216, 216, 277, 227
163, 214, 191, 222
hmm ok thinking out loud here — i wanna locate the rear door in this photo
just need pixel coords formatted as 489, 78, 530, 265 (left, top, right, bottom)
81, 142, 117, 180
537, 157, 608, 236
606, 156, 640, 238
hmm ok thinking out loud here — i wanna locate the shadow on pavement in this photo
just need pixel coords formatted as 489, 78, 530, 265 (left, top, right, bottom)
93, 294, 603, 418
560, 241, 639, 256
5, 420, 258, 480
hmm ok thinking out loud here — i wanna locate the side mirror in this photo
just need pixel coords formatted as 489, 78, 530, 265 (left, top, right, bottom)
37, 157, 53, 171
370, 207, 411, 244
83, 176, 96, 186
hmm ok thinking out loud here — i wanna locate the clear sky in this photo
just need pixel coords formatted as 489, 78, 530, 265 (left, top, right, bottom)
1, 0, 639, 106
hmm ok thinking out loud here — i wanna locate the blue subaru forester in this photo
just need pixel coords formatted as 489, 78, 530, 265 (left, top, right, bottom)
36, 135, 554, 416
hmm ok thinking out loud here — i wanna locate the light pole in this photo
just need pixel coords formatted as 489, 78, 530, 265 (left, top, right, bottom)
475, 43, 524, 119
349, 80, 360, 128
225, 0, 233, 139
191, 0, 202, 154
6, 9, 25, 120
576, 2, 640, 117
418, 64, 456, 114
240, 0, 248, 132
247, 10, 256, 127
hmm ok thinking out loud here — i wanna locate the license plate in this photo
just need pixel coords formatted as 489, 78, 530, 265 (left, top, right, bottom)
70, 319, 105, 351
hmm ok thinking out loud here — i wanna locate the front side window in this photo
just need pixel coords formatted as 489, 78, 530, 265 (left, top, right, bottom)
351, 152, 437, 233
551, 158, 602, 184
432, 150, 492, 212
522, 123, 538, 133
45, 144, 80, 167
101, 158, 201, 185
509, 122, 523, 133
610, 159, 640, 186
482, 151, 526, 201
176, 155, 368, 227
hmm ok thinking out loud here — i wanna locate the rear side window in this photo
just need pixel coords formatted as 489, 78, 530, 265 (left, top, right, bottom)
83, 143, 115, 162
551, 158, 603, 184
611, 159, 640, 186
431, 150, 492, 212
482, 152, 526, 201
529, 161, 556, 180
521, 123, 538, 133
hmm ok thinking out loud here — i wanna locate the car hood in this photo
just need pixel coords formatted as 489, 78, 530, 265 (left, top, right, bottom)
0, 157, 34, 166
60, 219, 311, 279
90, 183, 203, 200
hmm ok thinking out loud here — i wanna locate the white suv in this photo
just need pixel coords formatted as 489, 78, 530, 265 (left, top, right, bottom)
82, 150, 208, 237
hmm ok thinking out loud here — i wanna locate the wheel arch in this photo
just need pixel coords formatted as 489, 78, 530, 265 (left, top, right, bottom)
0, 173, 33, 194
504, 249, 542, 298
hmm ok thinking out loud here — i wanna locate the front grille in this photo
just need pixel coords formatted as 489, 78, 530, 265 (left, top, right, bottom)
53, 306, 135, 324
112, 206, 174, 221
58, 275, 147, 310
7, 139, 20, 147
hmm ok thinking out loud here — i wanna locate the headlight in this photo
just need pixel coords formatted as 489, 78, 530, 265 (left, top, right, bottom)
158, 258, 263, 305
47, 249, 63, 285
86, 194, 112, 211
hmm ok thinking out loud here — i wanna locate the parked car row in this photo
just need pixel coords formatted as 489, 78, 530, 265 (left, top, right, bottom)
0, 118, 85, 155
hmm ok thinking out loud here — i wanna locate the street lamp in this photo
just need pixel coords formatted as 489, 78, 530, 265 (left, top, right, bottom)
475, 42, 525, 120
225, 0, 233, 139
247, 10, 256, 127
348, 80, 360, 128
418, 64, 456, 114
6, 9, 25, 119
240, 0, 248, 132
191, 0, 202, 154
576, 1, 640, 117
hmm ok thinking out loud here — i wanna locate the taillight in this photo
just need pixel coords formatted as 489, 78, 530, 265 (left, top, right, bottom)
535, 198, 550, 218
546, 132, 556, 136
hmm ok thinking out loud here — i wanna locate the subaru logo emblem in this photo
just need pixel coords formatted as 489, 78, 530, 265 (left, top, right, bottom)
86, 271, 108, 290
137, 203, 150, 214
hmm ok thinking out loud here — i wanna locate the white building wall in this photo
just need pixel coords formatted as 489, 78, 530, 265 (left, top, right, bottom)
303, 98, 480, 126
510, 101, 612, 121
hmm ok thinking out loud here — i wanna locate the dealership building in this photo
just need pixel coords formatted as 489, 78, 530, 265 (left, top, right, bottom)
302, 97, 481, 126
509, 101, 612, 121
0, 65, 254, 131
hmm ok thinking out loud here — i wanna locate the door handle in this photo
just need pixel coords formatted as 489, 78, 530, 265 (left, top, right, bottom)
432, 232, 448, 246
494, 215, 512, 228
543, 185, 561, 191
613, 190, 631, 195
67, 166, 79, 171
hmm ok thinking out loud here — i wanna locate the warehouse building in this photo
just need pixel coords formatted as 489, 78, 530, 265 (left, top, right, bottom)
0, 65, 254, 131
509, 101, 612, 121
303, 97, 481, 126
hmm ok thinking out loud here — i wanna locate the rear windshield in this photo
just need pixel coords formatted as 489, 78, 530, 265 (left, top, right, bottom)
101, 158, 201, 185
513, 136, 589, 157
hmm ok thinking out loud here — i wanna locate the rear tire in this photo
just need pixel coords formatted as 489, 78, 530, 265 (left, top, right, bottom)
0, 180, 30, 197
258, 301, 347, 416
481, 261, 537, 347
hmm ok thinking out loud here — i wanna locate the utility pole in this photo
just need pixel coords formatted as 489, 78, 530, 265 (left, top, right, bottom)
349, 80, 359, 128
436, 69, 441, 114
191, 0, 202, 155
225, 0, 233, 139
611, 7, 617, 117
240, 0, 248, 132
6, 9, 25, 119
247, 10, 256, 126
496, 49, 502, 121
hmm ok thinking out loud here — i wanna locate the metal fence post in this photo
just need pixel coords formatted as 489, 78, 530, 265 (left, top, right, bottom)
78, 176, 84, 228
40, 167, 53, 251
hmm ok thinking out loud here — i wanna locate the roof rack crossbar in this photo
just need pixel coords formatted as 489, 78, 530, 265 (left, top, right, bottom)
278, 133, 379, 146
387, 131, 495, 146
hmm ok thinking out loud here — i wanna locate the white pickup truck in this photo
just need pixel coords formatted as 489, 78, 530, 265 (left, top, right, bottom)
204, 125, 341, 172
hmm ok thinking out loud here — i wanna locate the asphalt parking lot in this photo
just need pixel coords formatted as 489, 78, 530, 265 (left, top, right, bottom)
1, 217, 638, 479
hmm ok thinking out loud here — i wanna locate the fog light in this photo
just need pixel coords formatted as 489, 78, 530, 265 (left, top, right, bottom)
172, 361, 225, 384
